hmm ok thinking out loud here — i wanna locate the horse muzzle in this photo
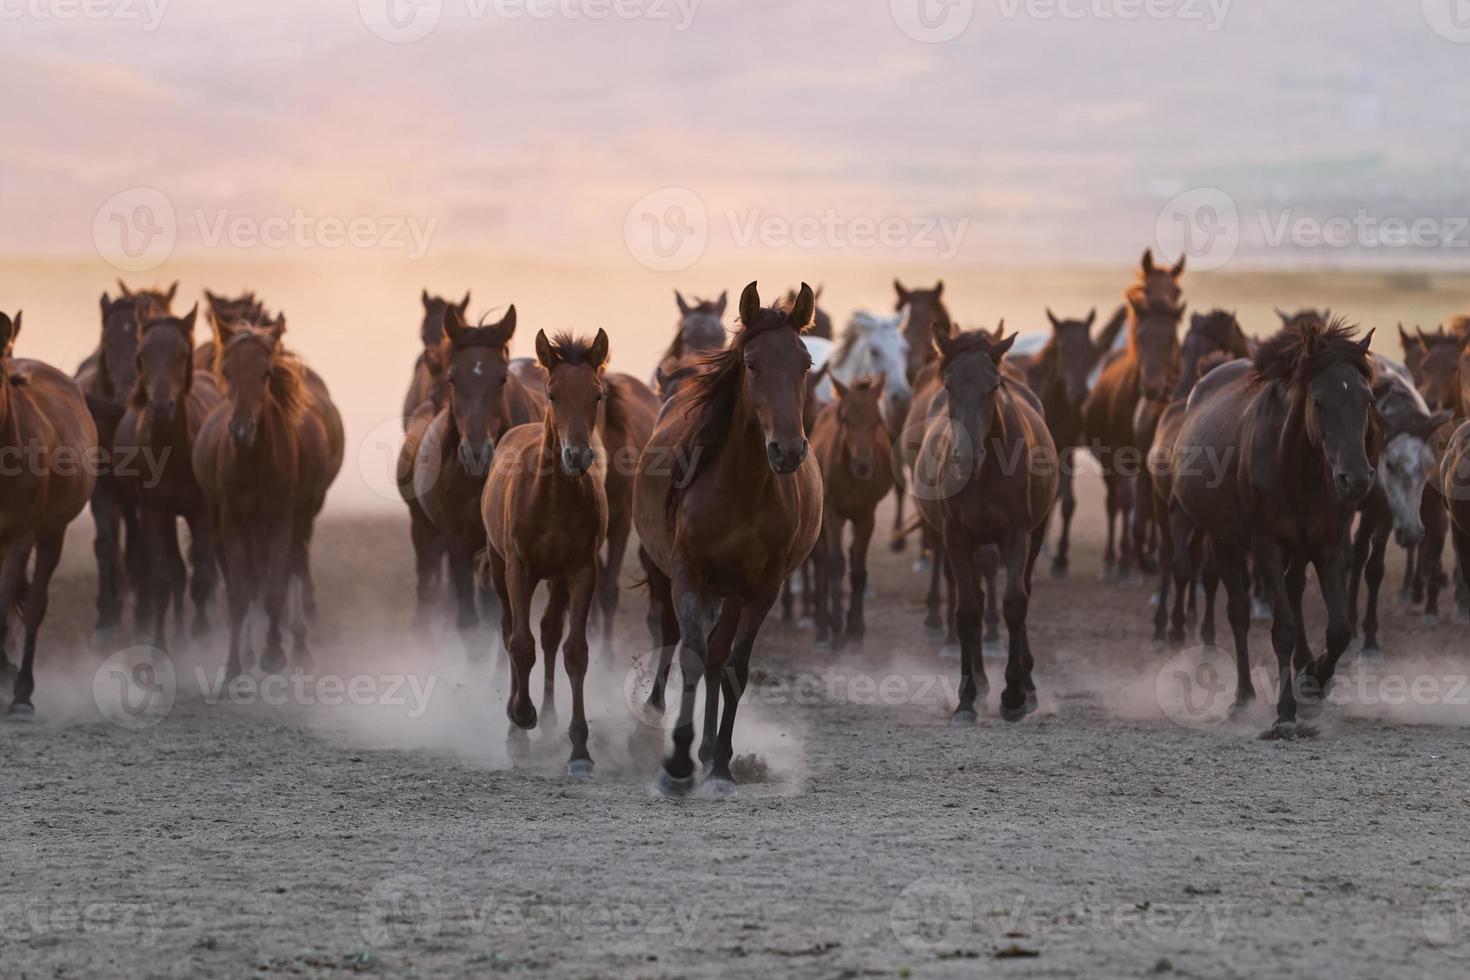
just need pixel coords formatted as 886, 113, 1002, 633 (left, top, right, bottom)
767, 438, 809, 475
148, 400, 177, 423
1395, 523, 1425, 548
850, 457, 875, 481
1333, 468, 1375, 502
457, 439, 495, 475
560, 445, 595, 477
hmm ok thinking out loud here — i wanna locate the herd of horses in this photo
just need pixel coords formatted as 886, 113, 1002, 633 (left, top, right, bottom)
1, 253, 1468, 794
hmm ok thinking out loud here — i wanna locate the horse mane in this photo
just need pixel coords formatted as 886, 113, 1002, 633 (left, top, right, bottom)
938, 327, 1012, 368
220, 332, 309, 422
545, 332, 602, 366
1253, 316, 1372, 385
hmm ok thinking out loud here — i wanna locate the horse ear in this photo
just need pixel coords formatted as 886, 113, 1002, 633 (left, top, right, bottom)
1276, 308, 1292, 327
535, 329, 557, 370
1046, 308, 1062, 331
10, 311, 20, 346
100, 292, 113, 318
443, 304, 467, 345
993, 329, 1017, 361
715, 290, 728, 318
930, 320, 952, 359
493, 305, 517, 344
117, 278, 133, 297
893, 279, 909, 306
1141, 249, 1157, 276
675, 290, 692, 317
164, 282, 179, 304
934, 280, 944, 298
421, 289, 432, 310
739, 281, 762, 327
831, 376, 849, 401
182, 304, 199, 336
0, 312, 13, 354
1084, 308, 1097, 329
1171, 254, 1186, 278
1399, 323, 1414, 352
214, 314, 239, 346
1095, 304, 1128, 352
788, 283, 816, 332
458, 292, 471, 315
268, 312, 285, 342
1358, 328, 1375, 352
590, 328, 610, 369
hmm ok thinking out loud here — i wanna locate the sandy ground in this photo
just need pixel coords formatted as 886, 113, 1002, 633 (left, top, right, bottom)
5, 470, 1470, 980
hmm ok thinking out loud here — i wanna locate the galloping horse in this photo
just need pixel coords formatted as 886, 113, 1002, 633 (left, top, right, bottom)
1083, 250, 1186, 580
810, 377, 894, 648
1172, 318, 1377, 738
913, 325, 1057, 723
114, 306, 224, 650
402, 306, 543, 650
193, 316, 342, 677
1412, 326, 1470, 620
0, 311, 99, 716
482, 331, 610, 777
634, 282, 822, 798
402, 290, 471, 426
1010, 306, 1127, 576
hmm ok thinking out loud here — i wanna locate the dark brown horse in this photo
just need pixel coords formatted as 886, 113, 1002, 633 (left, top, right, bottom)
482, 331, 610, 777
193, 316, 342, 677
0, 311, 99, 716
1082, 250, 1186, 580
402, 290, 471, 426
402, 306, 543, 652
1172, 318, 1377, 738
634, 281, 822, 798
894, 279, 953, 382
592, 371, 659, 657
913, 325, 1057, 723
1148, 310, 1253, 649
1411, 326, 1470, 620
809, 376, 894, 649
113, 306, 225, 651
1441, 422, 1470, 621
1010, 306, 1127, 576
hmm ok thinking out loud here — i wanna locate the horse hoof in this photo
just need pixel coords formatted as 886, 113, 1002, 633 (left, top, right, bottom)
939, 642, 961, 660
704, 777, 737, 800
1098, 566, 1116, 583
913, 558, 933, 576
982, 640, 1004, 659
1251, 599, 1272, 622
1050, 561, 1068, 579
259, 650, 287, 675
924, 624, 945, 644
950, 709, 978, 727
1357, 645, 1385, 665
6, 702, 36, 722
1259, 721, 1318, 741
655, 768, 697, 799
1000, 690, 1032, 722
813, 638, 832, 653
566, 759, 594, 781
889, 538, 906, 554
1425, 614, 1440, 627
1151, 638, 1166, 654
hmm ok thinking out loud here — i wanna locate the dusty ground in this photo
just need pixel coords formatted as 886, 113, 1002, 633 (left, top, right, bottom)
5, 471, 1470, 980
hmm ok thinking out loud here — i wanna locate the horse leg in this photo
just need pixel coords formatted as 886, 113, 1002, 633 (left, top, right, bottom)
539, 578, 569, 730
999, 531, 1037, 721
562, 563, 597, 779
0, 542, 33, 710
221, 529, 252, 681
946, 532, 987, 725
1131, 473, 1154, 578
1212, 542, 1254, 712
167, 523, 187, 640
598, 510, 632, 658
142, 506, 172, 653
1452, 528, 1470, 624
889, 444, 908, 553
8, 531, 62, 717
409, 505, 441, 634
1305, 545, 1355, 709
257, 522, 293, 675
1361, 521, 1390, 656
707, 585, 780, 797
1101, 473, 1119, 579
1286, 557, 1311, 673
1423, 501, 1447, 624
828, 532, 848, 651
812, 521, 834, 649
844, 512, 875, 647
1347, 512, 1371, 643
447, 538, 483, 661
1199, 539, 1220, 648
923, 530, 944, 639
1052, 453, 1075, 577
943, 552, 960, 655
980, 546, 1002, 652
286, 525, 315, 671
90, 489, 122, 636
699, 599, 743, 773
503, 555, 539, 734
641, 551, 678, 714
656, 567, 714, 796
1253, 540, 1304, 737
1153, 502, 1176, 650
1165, 508, 1197, 649
123, 500, 149, 639
488, 549, 513, 660
185, 505, 215, 639
779, 575, 795, 625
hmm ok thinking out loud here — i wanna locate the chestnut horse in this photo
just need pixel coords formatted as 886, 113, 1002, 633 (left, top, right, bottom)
634, 281, 822, 798
482, 330, 610, 777
810, 376, 894, 648
894, 279, 953, 383
913, 325, 1057, 724
1010, 306, 1127, 576
113, 306, 225, 651
1172, 318, 1377, 738
0, 311, 99, 716
193, 316, 342, 677
1147, 310, 1253, 649
402, 290, 471, 426
1083, 251, 1185, 580
402, 306, 543, 652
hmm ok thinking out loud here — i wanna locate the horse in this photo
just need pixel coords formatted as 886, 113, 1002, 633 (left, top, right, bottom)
913, 324, 1057, 724
810, 377, 894, 649
1409, 326, 1470, 620
402, 290, 471, 427
195, 290, 274, 370
784, 285, 833, 339
0, 311, 99, 717
193, 315, 342, 678
1147, 311, 1255, 649
633, 281, 822, 798
829, 310, 914, 552
1009, 306, 1128, 576
1441, 422, 1470, 621
1172, 317, 1377, 738
894, 279, 953, 382
1082, 250, 1186, 581
401, 306, 543, 654
591, 370, 659, 657
76, 289, 172, 637
653, 291, 728, 385
1346, 357, 1452, 655
482, 331, 610, 777
113, 306, 225, 652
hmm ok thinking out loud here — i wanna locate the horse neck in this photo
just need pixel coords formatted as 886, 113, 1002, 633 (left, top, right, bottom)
0, 372, 13, 447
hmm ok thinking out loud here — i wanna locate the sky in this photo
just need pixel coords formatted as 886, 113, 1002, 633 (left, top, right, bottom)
3, 0, 1470, 269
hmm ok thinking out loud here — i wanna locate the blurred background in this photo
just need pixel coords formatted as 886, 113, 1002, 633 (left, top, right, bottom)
3, 0, 1468, 509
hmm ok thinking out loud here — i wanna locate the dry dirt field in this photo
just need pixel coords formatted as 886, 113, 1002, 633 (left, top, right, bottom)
5, 472, 1470, 980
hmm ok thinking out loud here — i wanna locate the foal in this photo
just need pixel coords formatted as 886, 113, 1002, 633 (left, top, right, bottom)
810, 377, 894, 649
1, 311, 98, 716
482, 331, 610, 777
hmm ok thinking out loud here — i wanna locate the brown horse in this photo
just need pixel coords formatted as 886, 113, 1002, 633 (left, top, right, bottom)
1147, 310, 1253, 649
592, 371, 659, 657
113, 306, 225, 651
1010, 306, 1127, 576
653, 291, 728, 383
1411, 326, 1470, 619
1441, 422, 1470, 621
1082, 250, 1186, 580
1172, 318, 1377, 738
894, 279, 953, 382
482, 330, 610, 776
402, 306, 543, 652
0, 311, 99, 716
193, 316, 341, 677
634, 281, 822, 797
195, 291, 274, 371
810, 376, 894, 648
913, 324, 1057, 723
783, 284, 833, 339
402, 290, 471, 426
